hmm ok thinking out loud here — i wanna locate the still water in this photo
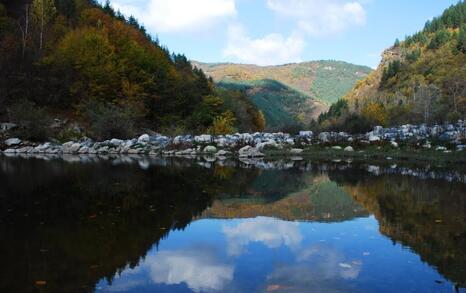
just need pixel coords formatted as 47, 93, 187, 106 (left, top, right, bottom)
0, 155, 465, 293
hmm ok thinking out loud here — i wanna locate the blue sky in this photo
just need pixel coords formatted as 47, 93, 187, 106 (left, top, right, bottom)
106, 0, 459, 68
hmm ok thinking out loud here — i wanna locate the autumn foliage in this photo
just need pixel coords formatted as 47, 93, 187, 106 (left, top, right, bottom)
0, 0, 265, 139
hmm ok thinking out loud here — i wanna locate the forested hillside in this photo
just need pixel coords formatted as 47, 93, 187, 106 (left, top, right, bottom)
219, 80, 326, 131
318, 1, 466, 132
0, 0, 265, 140
195, 61, 371, 129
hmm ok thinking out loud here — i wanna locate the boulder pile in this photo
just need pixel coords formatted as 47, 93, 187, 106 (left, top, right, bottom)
2, 121, 465, 157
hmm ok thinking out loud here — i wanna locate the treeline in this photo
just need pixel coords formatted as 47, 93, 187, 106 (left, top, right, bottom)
317, 1, 466, 133
0, 0, 265, 140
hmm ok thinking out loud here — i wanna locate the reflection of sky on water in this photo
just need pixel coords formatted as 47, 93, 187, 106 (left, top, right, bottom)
97, 216, 455, 293
223, 217, 302, 256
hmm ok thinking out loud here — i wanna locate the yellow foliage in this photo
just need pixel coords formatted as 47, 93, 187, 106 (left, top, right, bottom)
254, 111, 266, 131
208, 111, 237, 135
361, 103, 388, 126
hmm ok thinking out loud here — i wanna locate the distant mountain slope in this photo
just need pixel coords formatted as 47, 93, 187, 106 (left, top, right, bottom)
339, 1, 466, 127
194, 60, 372, 104
194, 60, 371, 130
218, 80, 327, 130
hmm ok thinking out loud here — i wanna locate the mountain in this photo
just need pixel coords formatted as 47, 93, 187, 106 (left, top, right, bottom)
194, 60, 372, 130
218, 80, 327, 130
319, 1, 466, 131
0, 0, 264, 140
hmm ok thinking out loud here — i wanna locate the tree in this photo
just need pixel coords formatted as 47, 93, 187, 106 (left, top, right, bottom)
16, 3, 30, 58
413, 84, 440, 124
381, 60, 401, 87
428, 29, 451, 50
32, 0, 56, 50
394, 38, 400, 47
361, 103, 388, 126
457, 24, 466, 53
208, 111, 236, 135
444, 73, 466, 114
54, 0, 76, 19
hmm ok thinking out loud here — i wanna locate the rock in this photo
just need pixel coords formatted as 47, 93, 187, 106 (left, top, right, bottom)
109, 138, 124, 146
98, 146, 110, 153
216, 150, 230, 156
5, 138, 21, 146
70, 143, 82, 153
78, 146, 89, 154
3, 149, 16, 153
203, 146, 217, 153
456, 145, 466, 151
368, 135, 381, 142
256, 140, 278, 151
331, 146, 342, 150
435, 146, 447, 151
285, 138, 295, 145
17, 146, 33, 153
391, 141, 399, 148
318, 132, 330, 143
299, 131, 313, 137
194, 135, 212, 143
290, 148, 303, 155
238, 146, 264, 158
138, 134, 150, 143
344, 146, 354, 152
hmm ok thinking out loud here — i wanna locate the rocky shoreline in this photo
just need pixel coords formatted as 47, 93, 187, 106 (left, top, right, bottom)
1, 122, 466, 157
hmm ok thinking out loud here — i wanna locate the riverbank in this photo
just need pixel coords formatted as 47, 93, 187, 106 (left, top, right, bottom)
1, 122, 465, 163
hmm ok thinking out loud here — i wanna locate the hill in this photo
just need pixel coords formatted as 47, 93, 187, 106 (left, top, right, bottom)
194, 60, 372, 129
194, 60, 372, 104
319, 1, 466, 131
0, 0, 265, 140
218, 80, 327, 130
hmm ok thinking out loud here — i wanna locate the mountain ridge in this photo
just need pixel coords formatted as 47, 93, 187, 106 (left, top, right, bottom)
194, 60, 372, 129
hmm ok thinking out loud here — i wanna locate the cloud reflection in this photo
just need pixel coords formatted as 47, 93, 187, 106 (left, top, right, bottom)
266, 244, 363, 292
146, 248, 234, 292
223, 217, 303, 256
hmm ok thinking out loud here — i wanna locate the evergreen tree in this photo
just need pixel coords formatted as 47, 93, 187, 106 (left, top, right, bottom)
458, 24, 466, 53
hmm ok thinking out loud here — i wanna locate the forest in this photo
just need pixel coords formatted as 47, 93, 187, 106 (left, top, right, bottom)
0, 0, 265, 140
317, 1, 466, 133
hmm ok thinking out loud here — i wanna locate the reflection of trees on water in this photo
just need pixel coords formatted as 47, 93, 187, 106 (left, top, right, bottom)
0, 156, 464, 291
330, 170, 466, 288
0, 157, 259, 292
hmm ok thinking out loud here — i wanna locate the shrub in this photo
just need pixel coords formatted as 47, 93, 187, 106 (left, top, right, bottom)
361, 103, 388, 126
83, 101, 136, 140
208, 111, 236, 135
8, 100, 51, 141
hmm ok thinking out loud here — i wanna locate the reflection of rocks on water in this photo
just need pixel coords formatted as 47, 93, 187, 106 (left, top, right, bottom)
2, 153, 465, 183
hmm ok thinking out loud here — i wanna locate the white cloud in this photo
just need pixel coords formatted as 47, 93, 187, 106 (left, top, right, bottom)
109, 0, 237, 32
223, 24, 305, 66
266, 0, 367, 36
223, 217, 303, 256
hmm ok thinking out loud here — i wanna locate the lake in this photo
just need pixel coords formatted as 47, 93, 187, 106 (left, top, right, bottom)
0, 155, 465, 293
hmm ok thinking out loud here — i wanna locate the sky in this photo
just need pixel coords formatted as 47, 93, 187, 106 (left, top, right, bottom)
104, 0, 459, 68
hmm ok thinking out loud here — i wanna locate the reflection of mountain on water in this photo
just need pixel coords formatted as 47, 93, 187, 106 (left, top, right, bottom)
330, 170, 466, 287
202, 174, 368, 222
0, 155, 465, 291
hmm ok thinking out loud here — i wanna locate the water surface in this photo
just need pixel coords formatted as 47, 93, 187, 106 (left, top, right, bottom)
0, 155, 465, 292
